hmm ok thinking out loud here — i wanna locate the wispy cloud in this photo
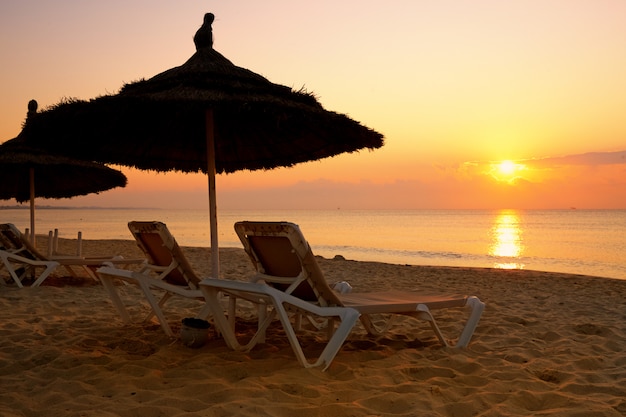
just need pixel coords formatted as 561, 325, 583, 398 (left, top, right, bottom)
528, 150, 626, 167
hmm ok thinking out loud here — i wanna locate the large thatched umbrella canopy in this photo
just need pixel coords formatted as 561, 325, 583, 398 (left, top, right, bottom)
0, 102, 127, 245
20, 12, 384, 275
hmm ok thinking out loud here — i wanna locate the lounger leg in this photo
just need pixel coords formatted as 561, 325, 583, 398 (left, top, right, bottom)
143, 292, 173, 323
416, 304, 449, 347
80, 265, 99, 281
30, 263, 59, 287
0, 255, 24, 288
272, 302, 360, 370
100, 276, 132, 324
7, 266, 24, 288
317, 309, 360, 371
358, 314, 396, 337
228, 296, 237, 330
137, 280, 174, 337
257, 303, 267, 343
10, 270, 24, 288
246, 307, 276, 348
62, 265, 79, 278
196, 300, 213, 320
455, 296, 485, 348
413, 298, 485, 348
203, 287, 278, 351
203, 287, 247, 350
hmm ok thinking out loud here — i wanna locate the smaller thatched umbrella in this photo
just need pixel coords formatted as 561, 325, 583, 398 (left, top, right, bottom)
0, 101, 127, 245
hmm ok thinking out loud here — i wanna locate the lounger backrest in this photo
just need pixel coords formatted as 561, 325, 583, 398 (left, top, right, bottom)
0, 223, 47, 260
234, 221, 342, 307
0, 224, 25, 252
128, 221, 200, 288
0, 225, 15, 252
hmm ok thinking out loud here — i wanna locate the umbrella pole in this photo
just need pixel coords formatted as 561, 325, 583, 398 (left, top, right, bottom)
29, 166, 36, 246
206, 109, 219, 278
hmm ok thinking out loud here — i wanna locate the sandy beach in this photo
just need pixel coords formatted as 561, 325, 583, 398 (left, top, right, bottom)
1, 237, 625, 416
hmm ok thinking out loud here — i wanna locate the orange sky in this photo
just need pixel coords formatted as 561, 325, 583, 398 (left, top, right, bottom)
1, 1, 625, 209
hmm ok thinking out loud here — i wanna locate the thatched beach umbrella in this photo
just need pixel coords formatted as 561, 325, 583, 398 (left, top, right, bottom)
20, 13, 384, 277
0, 102, 127, 246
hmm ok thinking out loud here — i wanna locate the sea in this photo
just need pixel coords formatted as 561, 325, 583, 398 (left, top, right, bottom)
2, 208, 625, 281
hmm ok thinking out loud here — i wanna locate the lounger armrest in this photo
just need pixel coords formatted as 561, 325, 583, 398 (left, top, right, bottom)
201, 278, 350, 318
0, 250, 59, 267
97, 266, 204, 297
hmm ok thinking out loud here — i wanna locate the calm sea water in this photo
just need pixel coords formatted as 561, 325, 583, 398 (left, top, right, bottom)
2, 208, 625, 280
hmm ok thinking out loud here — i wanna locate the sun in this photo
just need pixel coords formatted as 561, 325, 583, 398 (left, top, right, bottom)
498, 160, 516, 176
491, 160, 526, 183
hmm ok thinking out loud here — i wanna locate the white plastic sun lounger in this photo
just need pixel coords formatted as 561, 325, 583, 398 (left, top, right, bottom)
199, 221, 485, 370
96, 221, 211, 337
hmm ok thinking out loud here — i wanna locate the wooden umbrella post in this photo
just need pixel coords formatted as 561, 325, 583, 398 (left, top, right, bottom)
29, 166, 36, 246
207, 108, 236, 330
206, 109, 219, 279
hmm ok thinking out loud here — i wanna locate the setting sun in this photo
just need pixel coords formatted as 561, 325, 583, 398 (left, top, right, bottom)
498, 160, 516, 175
489, 160, 527, 183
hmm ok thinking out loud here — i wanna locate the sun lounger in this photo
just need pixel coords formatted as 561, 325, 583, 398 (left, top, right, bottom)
96, 221, 211, 337
199, 221, 485, 370
0, 226, 59, 287
0, 223, 142, 287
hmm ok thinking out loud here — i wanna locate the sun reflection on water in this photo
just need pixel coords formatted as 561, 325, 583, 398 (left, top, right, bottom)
489, 210, 525, 269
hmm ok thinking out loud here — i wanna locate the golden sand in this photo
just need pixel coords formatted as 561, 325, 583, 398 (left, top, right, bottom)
1, 238, 625, 416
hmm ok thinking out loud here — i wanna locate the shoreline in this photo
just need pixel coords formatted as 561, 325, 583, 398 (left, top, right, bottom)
5, 207, 625, 281
49, 235, 626, 282
1, 238, 625, 416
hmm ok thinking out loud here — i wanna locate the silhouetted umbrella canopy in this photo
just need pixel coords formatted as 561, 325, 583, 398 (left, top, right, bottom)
0, 138, 127, 203
19, 12, 384, 274
0, 103, 127, 245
